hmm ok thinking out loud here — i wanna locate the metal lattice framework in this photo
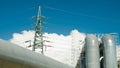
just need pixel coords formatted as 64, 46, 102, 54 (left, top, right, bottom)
33, 6, 46, 54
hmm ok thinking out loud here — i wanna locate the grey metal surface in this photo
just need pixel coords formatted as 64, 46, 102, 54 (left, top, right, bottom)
102, 34, 118, 68
0, 39, 73, 68
85, 34, 100, 68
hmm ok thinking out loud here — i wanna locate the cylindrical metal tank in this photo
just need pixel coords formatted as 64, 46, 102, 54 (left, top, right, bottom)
102, 34, 117, 68
85, 34, 100, 68
0, 39, 73, 68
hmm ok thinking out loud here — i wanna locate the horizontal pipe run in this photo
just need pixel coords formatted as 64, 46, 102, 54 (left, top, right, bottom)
0, 39, 73, 68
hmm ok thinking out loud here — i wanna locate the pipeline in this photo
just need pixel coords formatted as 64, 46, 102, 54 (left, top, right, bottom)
0, 39, 73, 68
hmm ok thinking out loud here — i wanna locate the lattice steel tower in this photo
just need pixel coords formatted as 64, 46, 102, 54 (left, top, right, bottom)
33, 6, 45, 54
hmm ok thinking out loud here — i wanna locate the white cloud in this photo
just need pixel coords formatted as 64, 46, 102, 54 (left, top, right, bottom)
9, 29, 86, 66
10, 30, 35, 48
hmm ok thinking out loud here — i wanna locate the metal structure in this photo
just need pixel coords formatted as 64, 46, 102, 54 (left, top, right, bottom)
96, 33, 119, 45
0, 39, 73, 68
85, 34, 100, 68
102, 34, 118, 68
76, 34, 118, 68
117, 46, 120, 61
110, 33, 119, 45
33, 6, 45, 54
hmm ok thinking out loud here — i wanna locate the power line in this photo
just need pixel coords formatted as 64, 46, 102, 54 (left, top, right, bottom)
43, 6, 119, 22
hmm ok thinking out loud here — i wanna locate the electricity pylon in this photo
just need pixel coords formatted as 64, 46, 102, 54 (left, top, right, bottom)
32, 6, 46, 54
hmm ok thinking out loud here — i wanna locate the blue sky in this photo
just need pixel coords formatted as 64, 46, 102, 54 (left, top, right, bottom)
0, 0, 120, 40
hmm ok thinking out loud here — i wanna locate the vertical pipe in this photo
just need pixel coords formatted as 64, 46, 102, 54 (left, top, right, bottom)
80, 52, 85, 68
102, 34, 117, 68
85, 34, 100, 68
